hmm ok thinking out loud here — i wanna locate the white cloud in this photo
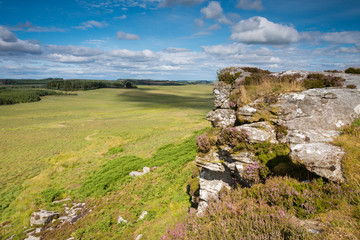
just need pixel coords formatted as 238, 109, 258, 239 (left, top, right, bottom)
159, 0, 205, 7
8, 21, 64, 32
237, 0, 264, 11
200, 1, 231, 25
194, 18, 205, 28
116, 31, 141, 40
230, 16, 300, 44
114, 15, 127, 20
74, 20, 108, 30
162, 47, 191, 53
0, 26, 42, 54
208, 24, 221, 31
301, 31, 360, 44
46, 45, 103, 56
109, 49, 156, 60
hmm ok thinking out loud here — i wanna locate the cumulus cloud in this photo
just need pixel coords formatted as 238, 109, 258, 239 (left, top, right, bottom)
74, 20, 108, 30
113, 15, 127, 20
162, 47, 191, 53
200, 1, 231, 25
8, 21, 64, 32
230, 16, 300, 44
109, 49, 156, 61
46, 45, 103, 56
0, 26, 42, 54
237, 0, 264, 11
159, 0, 205, 7
116, 31, 141, 40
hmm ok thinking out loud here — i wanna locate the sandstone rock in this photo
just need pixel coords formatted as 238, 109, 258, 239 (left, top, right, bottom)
30, 210, 59, 226
129, 166, 151, 177
137, 211, 147, 221
206, 109, 236, 128
237, 105, 257, 116
236, 122, 278, 144
135, 234, 143, 240
291, 143, 344, 182
213, 81, 233, 109
117, 216, 128, 224
277, 88, 360, 182
196, 148, 257, 214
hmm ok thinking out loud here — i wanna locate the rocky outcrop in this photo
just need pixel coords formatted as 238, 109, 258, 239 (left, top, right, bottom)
195, 68, 360, 214
30, 210, 59, 226
206, 68, 249, 128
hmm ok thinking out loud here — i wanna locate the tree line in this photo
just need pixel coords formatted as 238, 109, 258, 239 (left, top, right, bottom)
46, 80, 136, 91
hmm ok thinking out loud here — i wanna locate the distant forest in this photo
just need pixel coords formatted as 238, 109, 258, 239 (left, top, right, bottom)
46, 80, 136, 91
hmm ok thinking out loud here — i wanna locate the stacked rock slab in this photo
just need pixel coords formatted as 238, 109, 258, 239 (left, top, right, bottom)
196, 68, 360, 214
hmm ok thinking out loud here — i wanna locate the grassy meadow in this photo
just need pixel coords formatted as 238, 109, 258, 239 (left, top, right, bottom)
0, 85, 213, 239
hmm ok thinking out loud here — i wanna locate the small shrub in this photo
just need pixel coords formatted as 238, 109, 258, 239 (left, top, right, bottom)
41, 188, 64, 203
345, 67, 360, 74
275, 125, 288, 140
196, 133, 211, 153
217, 71, 241, 85
162, 188, 309, 240
217, 127, 249, 149
241, 67, 271, 74
346, 84, 357, 89
243, 161, 270, 184
107, 146, 124, 155
303, 73, 345, 89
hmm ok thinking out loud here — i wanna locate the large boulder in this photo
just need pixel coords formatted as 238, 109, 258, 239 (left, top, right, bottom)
206, 109, 236, 128
30, 209, 59, 226
213, 81, 233, 109
277, 88, 360, 182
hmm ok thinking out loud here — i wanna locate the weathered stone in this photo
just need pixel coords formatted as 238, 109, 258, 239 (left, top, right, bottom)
237, 105, 257, 116
135, 234, 143, 240
30, 210, 59, 226
277, 88, 360, 182
291, 143, 344, 182
137, 211, 147, 221
198, 168, 234, 215
117, 216, 128, 224
129, 166, 151, 177
236, 121, 278, 144
206, 109, 236, 128
213, 81, 233, 109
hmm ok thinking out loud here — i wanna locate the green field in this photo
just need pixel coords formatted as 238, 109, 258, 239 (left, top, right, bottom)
0, 85, 213, 239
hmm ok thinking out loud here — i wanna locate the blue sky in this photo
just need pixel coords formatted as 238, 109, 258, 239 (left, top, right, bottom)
0, 0, 359, 80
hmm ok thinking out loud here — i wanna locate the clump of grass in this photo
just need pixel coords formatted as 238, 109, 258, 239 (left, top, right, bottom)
345, 67, 360, 74
346, 84, 357, 89
244, 177, 357, 219
303, 73, 345, 89
232, 73, 304, 107
107, 146, 124, 155
217, 69, 241, 85
41, 188, 64, 203
161, 188, 309, 240
241, 67, 271, 74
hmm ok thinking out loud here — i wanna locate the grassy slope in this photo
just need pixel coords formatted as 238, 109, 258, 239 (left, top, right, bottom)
0, 85, 213, 238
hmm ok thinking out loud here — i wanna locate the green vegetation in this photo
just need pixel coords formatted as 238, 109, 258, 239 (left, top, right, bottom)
46, 79, 136, 91
118, 79, 212, 86
345, 67, 360, 74
0, 89, 74, 105
165, 118, 360, 239
0, 85, 213, 239
303, 73, 345, 89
